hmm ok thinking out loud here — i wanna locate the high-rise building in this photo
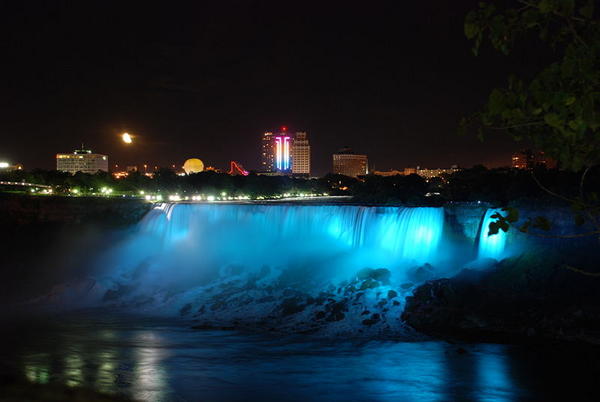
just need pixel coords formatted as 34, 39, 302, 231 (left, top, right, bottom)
56, 148, 108, 174
274, 133, 291, 172
260, 132, 275, 172
260, 127, 295, 174
292, 131, 310, 176
512, 149, 547, 169
332, 147, 368, 178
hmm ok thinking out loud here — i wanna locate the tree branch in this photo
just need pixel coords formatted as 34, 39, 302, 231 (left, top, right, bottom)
565, 265, 600, 277
488, 120, 545, 130
530, 171, 579, 204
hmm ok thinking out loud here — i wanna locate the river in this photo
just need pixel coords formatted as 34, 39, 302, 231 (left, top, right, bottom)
1, 312, 598, 401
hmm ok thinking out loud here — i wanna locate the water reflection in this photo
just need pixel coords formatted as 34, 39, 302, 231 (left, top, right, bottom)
95, 349, 117, 394
131, 331, 169, 401
23, 353, 50, 384
475, 345, 515, 402
1, 315, 597, 401
64, 351, 84, 387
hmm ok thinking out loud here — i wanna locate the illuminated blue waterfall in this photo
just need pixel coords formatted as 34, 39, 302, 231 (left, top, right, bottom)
478, 209, 508, 260
133, 204, 446, 280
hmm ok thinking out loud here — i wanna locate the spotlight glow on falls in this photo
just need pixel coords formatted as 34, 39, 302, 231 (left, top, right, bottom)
478, 209, 508, 260
84, 204, 508, 313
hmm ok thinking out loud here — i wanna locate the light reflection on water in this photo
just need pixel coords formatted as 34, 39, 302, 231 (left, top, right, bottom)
1, 314, 598, 402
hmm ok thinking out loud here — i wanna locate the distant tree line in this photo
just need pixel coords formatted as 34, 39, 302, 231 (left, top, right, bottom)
2, 166, 598, 206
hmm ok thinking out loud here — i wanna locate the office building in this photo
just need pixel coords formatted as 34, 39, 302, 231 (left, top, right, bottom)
332, 147, 368, 177
292, 132, 310, 176
56, 148, 108, 174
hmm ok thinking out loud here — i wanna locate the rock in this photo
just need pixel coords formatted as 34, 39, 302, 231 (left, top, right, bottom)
402, 256, 600, 344
410, 263, 435, 283
325, 300, 348, 321
359, 278, 379, 290
279, 296, 306, 316
356, 268, 375, 281
179, 303, 192, 316
356, 268, 391, 284
372, 269, 391, 284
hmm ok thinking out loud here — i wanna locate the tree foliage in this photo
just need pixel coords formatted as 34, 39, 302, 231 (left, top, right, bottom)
463, 0, 600, 171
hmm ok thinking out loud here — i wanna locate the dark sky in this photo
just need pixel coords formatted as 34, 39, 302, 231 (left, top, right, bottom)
0, 1, 544, 174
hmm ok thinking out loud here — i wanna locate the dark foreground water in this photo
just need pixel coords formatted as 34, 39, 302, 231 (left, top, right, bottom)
1, 313, 598, 402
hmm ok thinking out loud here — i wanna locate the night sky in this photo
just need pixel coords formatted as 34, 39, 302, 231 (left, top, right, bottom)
0, 1, 546, 175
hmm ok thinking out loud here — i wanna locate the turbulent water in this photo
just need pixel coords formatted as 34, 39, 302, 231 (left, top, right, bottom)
35, 203, 508, 336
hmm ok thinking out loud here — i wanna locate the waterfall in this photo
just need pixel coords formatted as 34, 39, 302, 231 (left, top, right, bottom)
41, 202, 517, 321
86, 203, 449, 313
137, 203, 445, 270
477, 209, 508, 260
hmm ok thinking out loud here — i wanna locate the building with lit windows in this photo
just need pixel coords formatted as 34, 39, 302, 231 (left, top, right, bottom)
332, 147, 368, 178
274, 133, 291, 172
260, 127, 297, 174
56, 148, 108, 174
416, 165, 460, 180
292, 131, 310, 176
260, 131, 276, 172
512, 149, 548, 169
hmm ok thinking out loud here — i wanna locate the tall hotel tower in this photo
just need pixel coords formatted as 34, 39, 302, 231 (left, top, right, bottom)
274, 131, 291, 172
260, 131, 275, 172
261, 127, 307, 174
291, 132, 310, 176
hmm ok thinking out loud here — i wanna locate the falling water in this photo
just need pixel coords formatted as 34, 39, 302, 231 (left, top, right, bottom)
477, 208, 508, 260
139, 203, 445, 268
85, 203, 449, 312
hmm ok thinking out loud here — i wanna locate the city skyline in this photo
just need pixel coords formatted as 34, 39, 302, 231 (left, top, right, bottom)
0, 1, 540, 175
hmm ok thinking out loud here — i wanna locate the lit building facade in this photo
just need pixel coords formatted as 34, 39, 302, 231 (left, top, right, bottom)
372, 170, 404, 177
416, 165, 460, 180
512, 149, 547, 169
56, 148, 108, 174
292, 131, 310, 176
260, 132, 275, 172
332, 147, 368, 178
260, 127, 297, 174
275, 134, 291, 172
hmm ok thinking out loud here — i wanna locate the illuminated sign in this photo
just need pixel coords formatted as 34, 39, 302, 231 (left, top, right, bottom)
275, 135, 290, 171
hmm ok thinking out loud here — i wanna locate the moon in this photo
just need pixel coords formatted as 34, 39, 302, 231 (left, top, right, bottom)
122, 132, 133, 144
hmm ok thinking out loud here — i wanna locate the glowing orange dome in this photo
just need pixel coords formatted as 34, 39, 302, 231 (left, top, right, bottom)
183, 158, 204, 174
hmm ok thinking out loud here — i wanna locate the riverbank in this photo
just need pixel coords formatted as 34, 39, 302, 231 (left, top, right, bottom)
0, 194, 151, 226
402, 253, 600, 345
